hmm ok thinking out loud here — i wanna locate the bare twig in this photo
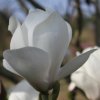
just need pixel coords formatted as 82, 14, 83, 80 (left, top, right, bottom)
0, 66, 21, 84
75, 0, 83, 51
95, 0, 100, 46
18, 0, 29, 14
27, 0, 45, 10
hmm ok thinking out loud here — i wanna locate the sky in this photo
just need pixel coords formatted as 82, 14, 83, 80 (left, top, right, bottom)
0, 0, 96, 21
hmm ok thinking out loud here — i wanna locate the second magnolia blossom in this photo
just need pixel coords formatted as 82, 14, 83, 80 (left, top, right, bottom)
69, 46, 100, 100
3, 9, 98, 93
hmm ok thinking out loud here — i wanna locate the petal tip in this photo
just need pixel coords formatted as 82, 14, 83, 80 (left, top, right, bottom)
8, 16, 20, 34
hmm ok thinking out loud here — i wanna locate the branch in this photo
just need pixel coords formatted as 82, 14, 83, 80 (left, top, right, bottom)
18, 0, 29, 14
27, 0, 45, 10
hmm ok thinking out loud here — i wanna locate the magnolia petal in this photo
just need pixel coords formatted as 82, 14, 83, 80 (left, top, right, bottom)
56, 49, 97, 80
68, 82, 76, 91
21, 24, 28, 46
76, 51, 81, 56
3, 47, 51, 92
71, 67, 87, 88
8, 16, 20, 34
3, 59, 21, 76
29, 9, 35, 14
71, 69, 100, 100
82, 46, 99, 53
84, 49, 100, 83
10, 22, 26, 49
23, 9, 52, 46
9, 80, 39, 100
70, 47, 100, 99
85, 84, 100, 100
33, 11, 72, 82
65, 22, 72, 45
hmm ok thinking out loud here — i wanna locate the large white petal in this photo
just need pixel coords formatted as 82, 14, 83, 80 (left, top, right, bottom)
3, 59, 21, 76
10, 22, 26, 49
71, 70, 100, 100
84, 49, 100, 83
33, 11, 72, 82
56, 49, 97, 80
71, 67, 88, 89
8, 16, 20, 34
3, 47, 51, 92
65, 22, 72, 45
69, 47, 100, 99
23, 9, 52, 46
21, 24, 28, 46
9, 80, 39, 100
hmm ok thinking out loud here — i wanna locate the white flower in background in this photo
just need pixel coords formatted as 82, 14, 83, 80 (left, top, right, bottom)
8, 80, 39, 100
3, 9, 97, 93
69, 46, 100, 100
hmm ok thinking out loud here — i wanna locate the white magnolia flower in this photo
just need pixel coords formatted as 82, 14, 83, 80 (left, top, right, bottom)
8, 80, 39, 100
69, 46, 100, 100
3, 9, 97, 92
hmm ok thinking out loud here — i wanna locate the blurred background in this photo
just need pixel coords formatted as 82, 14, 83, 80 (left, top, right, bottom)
0, 0, 99, 100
